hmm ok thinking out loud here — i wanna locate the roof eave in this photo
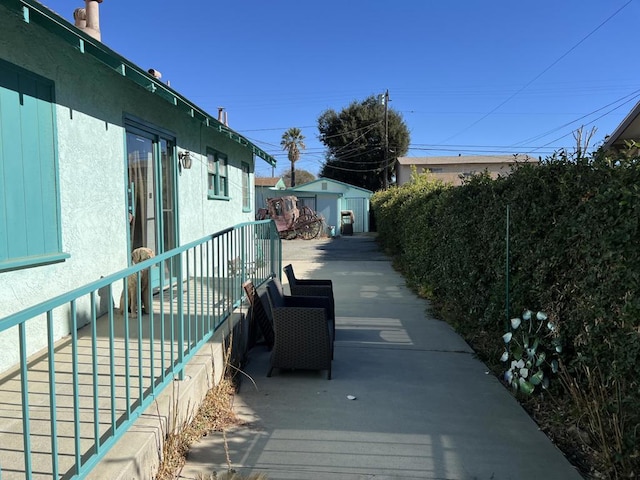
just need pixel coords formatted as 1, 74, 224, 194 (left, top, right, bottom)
602, 100, 640, 150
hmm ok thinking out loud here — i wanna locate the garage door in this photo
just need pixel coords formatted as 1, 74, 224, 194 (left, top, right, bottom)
343, 198, 367, 233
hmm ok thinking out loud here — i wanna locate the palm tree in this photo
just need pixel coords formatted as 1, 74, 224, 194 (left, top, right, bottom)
280, 127, 306, 187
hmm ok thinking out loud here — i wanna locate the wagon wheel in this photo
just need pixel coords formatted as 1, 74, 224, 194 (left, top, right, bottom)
280, 229, 297, 240
295, 215, 322, 240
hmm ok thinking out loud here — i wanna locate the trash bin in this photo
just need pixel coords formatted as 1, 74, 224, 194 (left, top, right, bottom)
340, 210, 354, 236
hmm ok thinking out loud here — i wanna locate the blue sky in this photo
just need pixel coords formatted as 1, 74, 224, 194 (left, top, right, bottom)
44, 0, 640, 177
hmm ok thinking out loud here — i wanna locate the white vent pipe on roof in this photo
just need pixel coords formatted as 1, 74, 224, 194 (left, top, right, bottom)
73, 0, 103, 41
217, 107, 228, 126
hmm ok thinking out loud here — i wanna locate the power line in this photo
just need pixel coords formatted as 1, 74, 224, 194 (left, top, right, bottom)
410, 143, 562, 149
437, 0, 635, 144
408, 147, 557, 155
329, 123, 382, 156
322, 162, 385, 174
253, 92, 637, 169
247, 121, 384, 164
320, 121, 382, 141
511, 89, 640, 147
239, 125, 316, 132
534, 95, 640, 152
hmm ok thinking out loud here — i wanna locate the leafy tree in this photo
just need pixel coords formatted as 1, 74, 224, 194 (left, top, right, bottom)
280, 127, 306, 187
318, 95, 410, 191
282, 168, 315, 187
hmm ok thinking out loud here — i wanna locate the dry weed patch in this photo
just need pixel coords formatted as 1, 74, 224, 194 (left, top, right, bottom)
155, 343, 244, 480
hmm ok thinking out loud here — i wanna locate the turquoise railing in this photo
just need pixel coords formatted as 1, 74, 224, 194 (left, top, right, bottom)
0, 220, 281, 479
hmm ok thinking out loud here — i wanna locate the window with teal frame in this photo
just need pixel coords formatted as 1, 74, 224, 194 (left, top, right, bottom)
207, 149, 229, 199
0, 59, 68, 271
241, 162, 251, 212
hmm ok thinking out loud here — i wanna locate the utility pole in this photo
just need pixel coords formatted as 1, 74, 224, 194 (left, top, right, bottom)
383, 89, 389, 189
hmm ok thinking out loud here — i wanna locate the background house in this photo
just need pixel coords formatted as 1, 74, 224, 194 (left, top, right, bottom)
396, 154, 538, 186
0, 0, 275, 371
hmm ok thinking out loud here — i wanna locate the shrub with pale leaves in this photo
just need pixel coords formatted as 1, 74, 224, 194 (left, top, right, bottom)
500, 310, 561, 394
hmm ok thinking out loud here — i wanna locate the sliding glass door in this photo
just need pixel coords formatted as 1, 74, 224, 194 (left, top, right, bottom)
125, 121, 177, 271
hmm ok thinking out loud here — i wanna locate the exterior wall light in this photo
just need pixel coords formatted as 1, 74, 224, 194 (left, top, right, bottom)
179, 151, 192, 170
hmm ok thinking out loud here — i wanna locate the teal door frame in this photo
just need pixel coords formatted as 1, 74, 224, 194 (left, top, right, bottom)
124, 117, 179, 275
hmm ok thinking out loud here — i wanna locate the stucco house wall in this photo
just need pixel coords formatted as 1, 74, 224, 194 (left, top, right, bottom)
0, 3, 272, 372
396, 155, 538, 186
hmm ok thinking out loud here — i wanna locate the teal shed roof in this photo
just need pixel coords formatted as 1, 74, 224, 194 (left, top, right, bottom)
289, 178, 373, 196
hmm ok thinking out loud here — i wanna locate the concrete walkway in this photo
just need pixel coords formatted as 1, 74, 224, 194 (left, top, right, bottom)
178, 234, 583, 480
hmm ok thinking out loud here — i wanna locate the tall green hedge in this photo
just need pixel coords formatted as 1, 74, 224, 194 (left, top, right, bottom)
372, 153, 640, 478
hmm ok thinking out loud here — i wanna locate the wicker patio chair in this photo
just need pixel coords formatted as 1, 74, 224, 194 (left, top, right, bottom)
265, 279, 333, 380
283, 263, 335, 338
242, 280, 275, 349
271, 276, 334, 356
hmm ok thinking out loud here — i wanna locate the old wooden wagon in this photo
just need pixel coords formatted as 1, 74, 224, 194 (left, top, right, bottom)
256, 196, 324, 240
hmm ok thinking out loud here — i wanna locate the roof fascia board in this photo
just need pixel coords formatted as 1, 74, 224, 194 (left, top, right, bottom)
602, 100, 640, 150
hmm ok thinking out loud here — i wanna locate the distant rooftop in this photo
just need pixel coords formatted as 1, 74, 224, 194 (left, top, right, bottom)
255, 177, 282, 187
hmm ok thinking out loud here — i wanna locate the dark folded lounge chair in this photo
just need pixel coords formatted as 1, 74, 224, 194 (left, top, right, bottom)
242, 280, 275, 349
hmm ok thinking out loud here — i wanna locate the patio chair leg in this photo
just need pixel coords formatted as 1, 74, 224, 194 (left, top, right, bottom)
267, 367, 273, 377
